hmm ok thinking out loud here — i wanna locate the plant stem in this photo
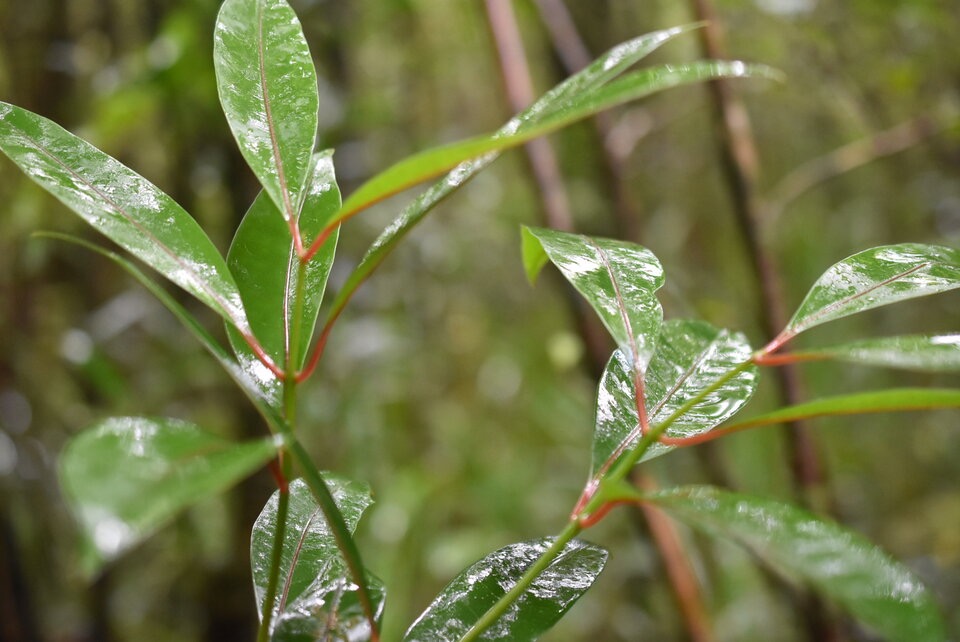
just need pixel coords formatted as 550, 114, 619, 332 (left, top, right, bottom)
457, 520, 583, 642
257, 458, 290, 642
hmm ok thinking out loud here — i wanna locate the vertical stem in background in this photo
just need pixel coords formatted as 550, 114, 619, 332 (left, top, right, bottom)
483, 3, 714, 641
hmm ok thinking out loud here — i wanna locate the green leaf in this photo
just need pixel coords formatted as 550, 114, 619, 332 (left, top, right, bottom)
252, 477, 384, 640
214, 0, 319, 221
593, 320, 757, 472
403, 538, 607, 642
0, 102, 249, 332
227, 151, 340, 380
801, 334, 960, 372
523, 227, 664, 369
784, 244, 960, 339
646, 486, 945, 642
723, 388, 960, 433
60, 417, 278, 575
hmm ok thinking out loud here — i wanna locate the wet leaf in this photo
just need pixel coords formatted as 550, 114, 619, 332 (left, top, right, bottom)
801, 334, 960, 372
785, 244, 960, 338
60, 417, 278, 575
593, 320, 757, 473
646, 486, 945, 642
251, 477, 384, 640
403, 538, 607, 642
0, 102, 248, 332
523, 227, 664, 369
214, 0, 318, 220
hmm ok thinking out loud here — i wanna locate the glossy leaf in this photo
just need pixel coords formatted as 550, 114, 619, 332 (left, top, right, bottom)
0, 102, 248, 332
722, 388, 960, 433
523, 227, 664, 368
227, 151, 340, 380
801, 334, 960, 372
251, 477, 384, 640
60, 417, 278, 574
593, 320, 757, 472
784, 244, 960, 338
646, 486, 945, 642
403, 538, 607, 642
214, 0, 319, 220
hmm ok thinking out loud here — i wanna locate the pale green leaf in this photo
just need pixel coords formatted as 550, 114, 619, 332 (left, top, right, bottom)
802, 334, 960, 372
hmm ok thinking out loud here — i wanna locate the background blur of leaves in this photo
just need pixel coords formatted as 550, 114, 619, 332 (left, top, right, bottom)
1, 0, 958, 640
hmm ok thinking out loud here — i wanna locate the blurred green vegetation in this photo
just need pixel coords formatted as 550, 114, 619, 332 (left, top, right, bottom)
1, 0, 959, 640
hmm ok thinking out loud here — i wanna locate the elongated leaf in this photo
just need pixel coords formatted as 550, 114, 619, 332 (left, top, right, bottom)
0, 102, 248, 331
227, 151, 340, 382
523, 227, 664, 369
60, 417, 279, 575
214, 0, 319, 220
593, 320, 757, 472
800, 334, 960, 372
403, 538, 607, 642
785, 244, 960, 338
723, 388, 960, 433
646, 486, 945, 642
252, 477, 384, 640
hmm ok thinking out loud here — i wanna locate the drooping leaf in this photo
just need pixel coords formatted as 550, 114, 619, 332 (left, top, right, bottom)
0, 102, 249, 332
523, 227, 664, 369
784, 244, 960, 339
251, 477, 384, 640
60, 417, 279, 575
798, 334, 960, 372
227, 151, 340, 387
646, 486, 945, 642
592, 320, 757, 473
403, 538, 607, 642
214, 0, 319, 220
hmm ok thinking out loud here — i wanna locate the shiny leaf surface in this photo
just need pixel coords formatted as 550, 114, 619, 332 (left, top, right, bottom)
523, 227, 664, 368
0, 102, 248, 331
214, 0, 318, 220
784, 244, 960, 338
403, 538, 607, 642
227, 151, 340, 384
60, 417, 278, 574
593, 320, 757, 472
802, 334, 960, 372
646, 486, 945, 642
251, 477, 384, 640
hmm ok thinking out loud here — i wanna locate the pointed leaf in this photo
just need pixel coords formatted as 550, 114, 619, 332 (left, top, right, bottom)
523, 227, 664, 368
593, 320, 757, 472
251, 477, 384, 640
403, 538, 607, 642
214, 0, 319, 220
646, 486, 945, 642
785, 244, 960, 338
227, 151, 340, 392
0, 102, 248, 331
801, 334, 960, 372
60, 417, 279, 574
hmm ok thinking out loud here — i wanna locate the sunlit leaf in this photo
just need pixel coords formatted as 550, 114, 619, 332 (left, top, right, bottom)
60, 417, 278, 575
523, 227, 664, 369
214, 0, 319, 220
593, 320, 757, 473
799, 334, 960, 372
646, 486, 945, 642
403, 538, 607, 642
784, 244, 960, 338
0, 102, 248, 332
227, 151, 340, 389
251, 477, 384, 640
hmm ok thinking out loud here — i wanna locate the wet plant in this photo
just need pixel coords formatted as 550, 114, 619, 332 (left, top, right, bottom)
0, 0, 956, 640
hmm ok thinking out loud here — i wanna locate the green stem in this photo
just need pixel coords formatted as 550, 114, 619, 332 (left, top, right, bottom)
257, 459, 290, 642
457, 520, 582, 642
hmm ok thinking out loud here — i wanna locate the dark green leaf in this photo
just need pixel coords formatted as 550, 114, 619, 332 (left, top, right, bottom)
784, 244, 960, 338
214, 0, 319, 220
0, 102, 248, 331
60, 417, 278, 575
646, 486, 945, 642
593, 320, 757, 472
801, 334, 960, 372
404, 538, 607, 642
251, 477, 384, 640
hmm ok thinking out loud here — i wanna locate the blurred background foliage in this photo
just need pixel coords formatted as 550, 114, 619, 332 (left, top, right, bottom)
1, 0, 959, 640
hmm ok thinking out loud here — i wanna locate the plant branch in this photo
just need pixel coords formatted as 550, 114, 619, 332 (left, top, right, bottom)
257, 457, 291, 642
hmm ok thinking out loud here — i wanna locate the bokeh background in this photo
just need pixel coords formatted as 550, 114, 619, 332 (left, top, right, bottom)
1, 0, 959, 640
